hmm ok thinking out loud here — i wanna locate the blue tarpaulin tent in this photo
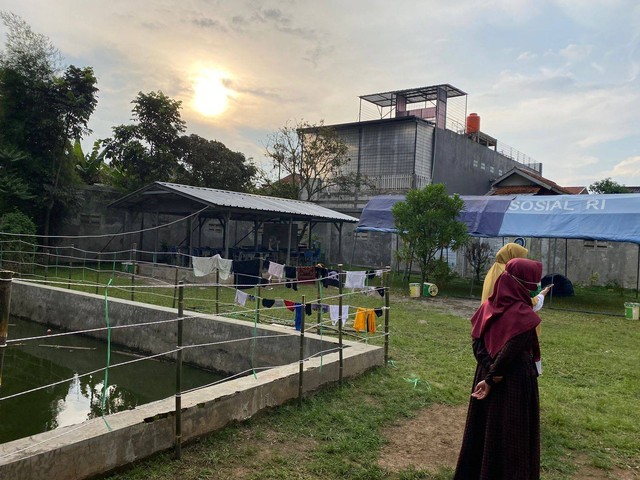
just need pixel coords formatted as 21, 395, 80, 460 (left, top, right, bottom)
356, 194, 640, 244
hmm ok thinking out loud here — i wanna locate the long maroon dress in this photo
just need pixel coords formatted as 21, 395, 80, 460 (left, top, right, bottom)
454, 258, 542, 479
453, 331, 540, 479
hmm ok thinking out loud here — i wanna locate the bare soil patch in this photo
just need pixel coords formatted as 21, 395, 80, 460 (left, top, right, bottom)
378, 404, 466, 474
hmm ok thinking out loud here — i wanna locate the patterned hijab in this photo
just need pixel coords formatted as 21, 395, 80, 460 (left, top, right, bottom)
481, 243, 529, 302
471, 258, 542, 359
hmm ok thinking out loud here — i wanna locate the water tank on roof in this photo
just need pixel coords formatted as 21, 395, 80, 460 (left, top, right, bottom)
466, 113, 480, 134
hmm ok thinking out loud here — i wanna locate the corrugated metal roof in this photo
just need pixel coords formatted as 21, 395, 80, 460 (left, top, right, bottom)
110, 182, 359, 223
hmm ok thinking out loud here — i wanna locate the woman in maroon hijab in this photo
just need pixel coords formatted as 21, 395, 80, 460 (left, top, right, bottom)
454, 258, 543, 480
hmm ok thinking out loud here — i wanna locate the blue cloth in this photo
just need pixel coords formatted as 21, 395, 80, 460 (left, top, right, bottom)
294, 303, 303, 331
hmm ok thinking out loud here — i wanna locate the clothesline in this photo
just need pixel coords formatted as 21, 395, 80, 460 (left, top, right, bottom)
192, 253, 386, 291
233, 288, 385, 333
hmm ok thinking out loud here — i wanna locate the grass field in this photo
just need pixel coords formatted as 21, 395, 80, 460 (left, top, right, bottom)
10, 265, 640, 479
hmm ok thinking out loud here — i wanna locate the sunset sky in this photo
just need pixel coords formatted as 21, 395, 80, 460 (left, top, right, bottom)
2, 0, 639, 188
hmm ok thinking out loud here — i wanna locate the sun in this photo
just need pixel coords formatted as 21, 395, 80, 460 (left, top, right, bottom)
192, 70, 229, 117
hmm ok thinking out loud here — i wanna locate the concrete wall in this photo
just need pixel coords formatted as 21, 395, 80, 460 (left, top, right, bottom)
9, 281, 353, 373
0, 282, 384, 479
432, 128, 529, 196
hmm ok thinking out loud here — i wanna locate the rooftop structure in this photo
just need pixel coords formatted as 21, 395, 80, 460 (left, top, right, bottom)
357, 84, 540, 173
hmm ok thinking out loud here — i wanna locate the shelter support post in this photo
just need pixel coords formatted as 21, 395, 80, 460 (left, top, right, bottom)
286, 218, 293, 265
223, 212, 230, 259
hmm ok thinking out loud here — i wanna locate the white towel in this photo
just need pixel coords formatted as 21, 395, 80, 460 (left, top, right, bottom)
235, 289, 248, 306
267, 261, 285, 280
192, 256, 216, 277
329, 305, 349, 326
215, 255, 233, 281
344, 271, 366, 290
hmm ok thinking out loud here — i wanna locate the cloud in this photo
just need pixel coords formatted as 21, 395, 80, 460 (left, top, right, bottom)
610, 156, 640, 179
559, 43, 592, 61
517, 51, 537, 61
191, 17, 227, 31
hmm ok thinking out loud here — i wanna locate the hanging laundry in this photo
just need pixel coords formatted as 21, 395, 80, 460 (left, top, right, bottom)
363, 286, 378, 297
374, 308, 383, 317
294, 303, 303, 331
215, 255, 233, 281
268, 261, 285, 281
284, 265, 298, 291
262, 298, 275, 308
274, 299, 285, 308
235, 289, 249, 306
375, 269, 384, 277
319, 267, 340, 288
233, 259, 264, 290
353, 307, 377, 333
296, 266, 316, 284
305, 303, 313, 316
192, 256, 217, 277
344, 271, 366, 290
329, 305, 349, 326
366, 270, 376, 279
376, 287, 385, 297
284, 299, 296, 312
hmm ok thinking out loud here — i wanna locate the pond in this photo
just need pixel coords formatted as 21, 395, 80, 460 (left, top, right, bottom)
0, 318, 223, 444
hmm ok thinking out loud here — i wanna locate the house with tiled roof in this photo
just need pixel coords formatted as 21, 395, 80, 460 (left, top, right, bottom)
488, 167, 587, 196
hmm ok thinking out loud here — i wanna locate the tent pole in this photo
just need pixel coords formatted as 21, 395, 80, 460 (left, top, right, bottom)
564, 238, 568, 278
550, 238, 557, 304
350, 231, 358, 266
636, 243, 640, 298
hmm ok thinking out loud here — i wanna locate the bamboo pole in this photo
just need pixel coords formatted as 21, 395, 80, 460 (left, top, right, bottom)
175, 281, 184, 459
298, 294, 305, 407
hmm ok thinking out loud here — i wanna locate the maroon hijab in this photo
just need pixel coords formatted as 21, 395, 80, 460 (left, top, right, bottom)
471, 258, 542, 359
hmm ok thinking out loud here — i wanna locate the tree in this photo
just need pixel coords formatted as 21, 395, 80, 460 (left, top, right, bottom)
392, 184, 469, 283
265, 119, 365, 201
0, 12, 98, 236
175, 134, 257, 191
103, 91, 185, 191
69, 139, 111, 185
589, 178, 629, 194
465, 238, 492, 282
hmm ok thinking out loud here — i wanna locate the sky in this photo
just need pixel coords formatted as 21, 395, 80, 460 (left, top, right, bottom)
1, 0, 639, 188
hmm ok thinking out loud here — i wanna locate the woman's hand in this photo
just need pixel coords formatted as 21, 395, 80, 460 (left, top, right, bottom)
471, 380, 491, 400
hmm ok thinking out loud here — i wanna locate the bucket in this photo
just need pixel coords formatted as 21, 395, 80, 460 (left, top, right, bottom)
423, 282, 438, 297
409, 283, 420, 298
122, 262, 135, 274
624, 302, 639, 320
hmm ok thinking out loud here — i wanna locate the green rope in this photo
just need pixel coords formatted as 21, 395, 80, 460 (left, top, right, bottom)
403, 376, 420, 389
101, 278, 113, 431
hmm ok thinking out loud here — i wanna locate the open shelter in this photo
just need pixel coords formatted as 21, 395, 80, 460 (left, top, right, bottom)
109, 182, 359, 265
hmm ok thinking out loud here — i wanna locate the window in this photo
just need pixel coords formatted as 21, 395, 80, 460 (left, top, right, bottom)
489, 166, 495, 174
480, 162, 486, 170
498, 169, 503, 176
473, 159, 479, 168
584, 240, 608, 249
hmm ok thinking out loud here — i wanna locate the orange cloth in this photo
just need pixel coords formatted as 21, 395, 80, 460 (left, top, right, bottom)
354, 307, 377, 333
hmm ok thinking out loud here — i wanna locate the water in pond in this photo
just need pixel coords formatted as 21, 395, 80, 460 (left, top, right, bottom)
0, 318, 223, 444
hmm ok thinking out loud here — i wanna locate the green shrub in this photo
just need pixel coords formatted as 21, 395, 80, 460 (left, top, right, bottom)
0, 210, 36, 272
